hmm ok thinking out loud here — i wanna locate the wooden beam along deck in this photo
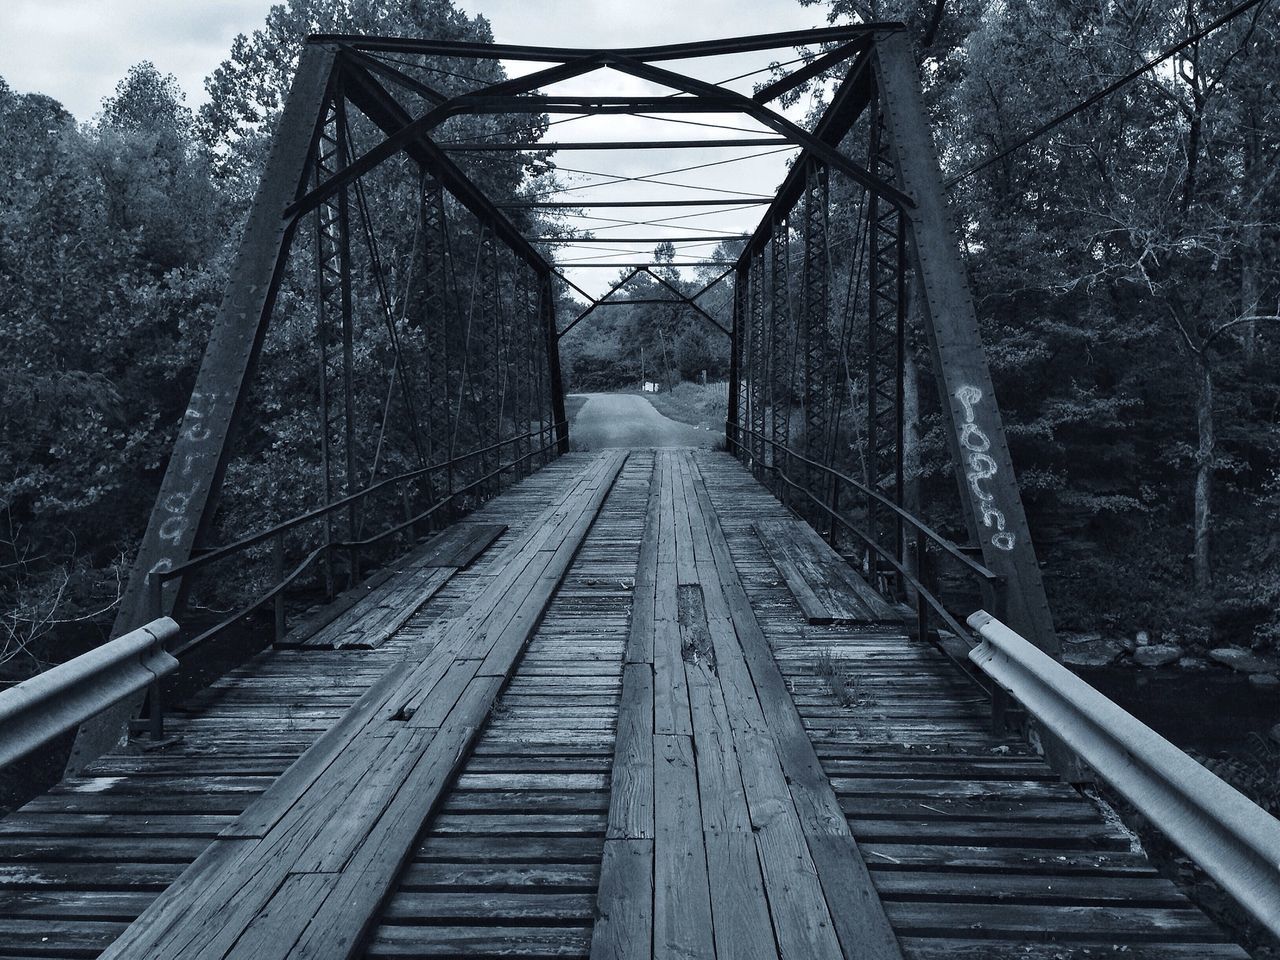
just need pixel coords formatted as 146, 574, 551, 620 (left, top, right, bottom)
0, 450, 1249, 959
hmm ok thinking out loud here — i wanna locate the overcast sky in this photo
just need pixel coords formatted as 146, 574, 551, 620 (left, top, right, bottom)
3, 0, 844, 297
3, 0, 831, 120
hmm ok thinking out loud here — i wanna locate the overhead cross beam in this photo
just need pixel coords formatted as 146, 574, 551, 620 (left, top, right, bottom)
309, 25, 903, 61
557, 266, 732, 339
293, 34, 910, 222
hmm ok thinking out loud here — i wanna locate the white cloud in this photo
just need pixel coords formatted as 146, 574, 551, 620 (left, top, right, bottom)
4, 0, 269, 118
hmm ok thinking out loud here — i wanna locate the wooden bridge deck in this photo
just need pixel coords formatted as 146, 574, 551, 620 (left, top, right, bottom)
0, 450, 1248, 959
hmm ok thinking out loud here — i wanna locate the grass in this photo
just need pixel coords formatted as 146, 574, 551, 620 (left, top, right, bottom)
563, 394, 589, 423
815, 647, 872, 709
637, 381, 728, 433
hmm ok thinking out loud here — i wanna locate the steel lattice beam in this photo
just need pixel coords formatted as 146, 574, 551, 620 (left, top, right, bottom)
69, 45, 339, 774
314, 93, 358, 553
769, 218, 792, 471
865, 104, 907, 588
872, 32, 1058, 655
748, 252, 767, 477
416, 175, 455, 504
801, 159, 831, 471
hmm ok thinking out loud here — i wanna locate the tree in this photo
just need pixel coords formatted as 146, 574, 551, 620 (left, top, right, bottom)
798, 0, 1280, 639
0, 67, 220, 672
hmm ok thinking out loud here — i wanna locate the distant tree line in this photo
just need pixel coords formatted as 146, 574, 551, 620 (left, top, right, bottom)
559, 243, 735, 392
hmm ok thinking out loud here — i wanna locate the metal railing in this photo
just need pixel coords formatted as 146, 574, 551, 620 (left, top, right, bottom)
969, 611, 1280, 939
150, 423, 564, 663
728, 426, 1005, 633
0, 618, 179, 770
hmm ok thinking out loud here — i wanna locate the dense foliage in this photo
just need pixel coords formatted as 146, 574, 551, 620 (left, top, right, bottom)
559, 243, 735, 391
804, 0, 1280, 643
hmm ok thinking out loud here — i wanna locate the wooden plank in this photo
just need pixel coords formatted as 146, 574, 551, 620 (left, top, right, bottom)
221, 662, 417, 839
589, 839, 653, 960
606, 663, 654, 841
421, 523, 507, 568
340, 568, 453, 650
277, 566, 400, 648
652, 734, 714, 960
685, 453, 904, 960
684, 647, 778, 960
625, 458, 661, 665
754, 519, 897, 623
651, 619, 690, 737
367, 925, 592, 958
91, 453, 628, 960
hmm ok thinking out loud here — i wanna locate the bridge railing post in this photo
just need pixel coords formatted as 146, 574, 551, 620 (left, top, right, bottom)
988, 575, 1011, 736
825, 472, 840, 549
402, 484, 416, 546
914, 526, 930, 646
273, 532, 287, 645
146, 576, 166, 740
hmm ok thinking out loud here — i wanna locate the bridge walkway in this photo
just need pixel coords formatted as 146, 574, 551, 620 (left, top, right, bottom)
0, 451, 1248, 959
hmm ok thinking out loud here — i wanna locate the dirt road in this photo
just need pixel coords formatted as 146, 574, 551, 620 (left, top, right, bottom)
567, 392, 717, 449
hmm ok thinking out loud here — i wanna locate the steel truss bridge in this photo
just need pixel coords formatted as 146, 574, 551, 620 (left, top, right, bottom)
0, 25, 1277, 960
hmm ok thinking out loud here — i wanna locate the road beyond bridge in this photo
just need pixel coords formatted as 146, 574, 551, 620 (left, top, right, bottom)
567, 393, 716, 449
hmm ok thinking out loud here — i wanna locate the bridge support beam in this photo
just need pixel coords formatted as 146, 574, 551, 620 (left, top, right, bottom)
871, 32, 1058, 656
66, 45, 340, 776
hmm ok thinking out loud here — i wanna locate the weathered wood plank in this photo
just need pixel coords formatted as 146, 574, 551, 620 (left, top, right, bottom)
89, 453, 627, 960
421, 523, 507, 568
606, 663, 654, 841
653, 733, 714, 960
589, 839, 653, 960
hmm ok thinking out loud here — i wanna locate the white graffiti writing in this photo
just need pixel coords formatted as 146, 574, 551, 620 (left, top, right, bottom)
145, 558, 173, 586
182, 391, 212, 442
955, 386, 1016, 552
148, 391, 218, 571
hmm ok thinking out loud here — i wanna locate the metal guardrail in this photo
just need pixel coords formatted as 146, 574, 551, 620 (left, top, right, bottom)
154, 424, 565, 660
725, 429, 1006, 674
968, 610, 1280, 939
0, 618, 179, 770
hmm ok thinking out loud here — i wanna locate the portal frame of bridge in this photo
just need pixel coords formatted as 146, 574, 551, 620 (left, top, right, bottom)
73, 25, 1058, 775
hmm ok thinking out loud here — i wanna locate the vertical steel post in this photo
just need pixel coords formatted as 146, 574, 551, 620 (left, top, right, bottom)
726, 264, 747, 454
333, 94, 359, 575
473, 229, 500, 495
314, 86, 359, 583
273, 532, 286, 644
418, 174, 454, 516
769, 218, 792, 501
865, 104, 907, 590
749, 253, 767, 478
801, 159, 831, 514
542, 272, 569, 455
873, 32, 1059, 655
915, 526, 930, 646
514, 270, 531, 476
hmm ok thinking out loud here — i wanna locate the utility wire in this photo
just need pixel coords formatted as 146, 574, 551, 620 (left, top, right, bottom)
367, 50, 493, 86
946, 0, 1268, 188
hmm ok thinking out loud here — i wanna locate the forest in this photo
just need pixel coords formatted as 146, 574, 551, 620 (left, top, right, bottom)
1, 0, 1277, 680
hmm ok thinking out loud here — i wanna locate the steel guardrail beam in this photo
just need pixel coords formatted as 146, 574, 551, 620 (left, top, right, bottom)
968, 610, 1280, 938
0, 619, 179, 771
307, 25, 904, 62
